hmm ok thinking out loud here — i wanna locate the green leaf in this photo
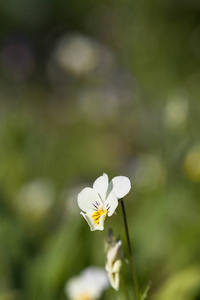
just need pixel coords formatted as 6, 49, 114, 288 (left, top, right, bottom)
140, 281, 151, 300
153, 266, 200, 300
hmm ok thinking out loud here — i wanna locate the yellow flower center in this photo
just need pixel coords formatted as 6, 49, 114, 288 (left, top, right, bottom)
76, 292, 93, 300
92, 209, 108, 225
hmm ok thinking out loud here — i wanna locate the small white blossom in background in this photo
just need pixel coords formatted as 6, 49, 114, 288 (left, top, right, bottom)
53, 34, 114, 77
164, 90, 189, 130
16, 179, 55, 221
128, 154, 166, 192
105, 232, 124, 291
65, 266, 109, 300
77, 173, 131, 231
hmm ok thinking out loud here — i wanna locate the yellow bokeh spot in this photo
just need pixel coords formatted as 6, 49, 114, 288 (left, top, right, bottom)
184, 146, 200, 181
92, 209, 107, 225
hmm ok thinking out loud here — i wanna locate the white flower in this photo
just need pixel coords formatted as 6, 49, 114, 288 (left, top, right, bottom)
77, 173, 131, 231
105, 240, 123, 291
65, 266, 109, 300
16, 179, 55, 221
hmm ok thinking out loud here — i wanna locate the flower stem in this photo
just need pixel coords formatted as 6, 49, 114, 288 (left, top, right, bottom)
120, 199, 140, 300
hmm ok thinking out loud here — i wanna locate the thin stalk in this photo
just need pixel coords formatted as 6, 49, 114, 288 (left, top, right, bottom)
120, 199, 140, 300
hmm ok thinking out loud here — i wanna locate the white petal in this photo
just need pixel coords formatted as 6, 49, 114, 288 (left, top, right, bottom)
107, 240, 123, 263
104, 192, 118, 216
80, 212, 106, 231
112, 260, 122, 273
80, 267, 109, 298
81, 267, 109, 291
99, 212, 107, 229
109, 176, 131, 199
107, 271, 120, 291
93, 173, 109, 201
65, 276, 82, 299
77, 187, 102, 212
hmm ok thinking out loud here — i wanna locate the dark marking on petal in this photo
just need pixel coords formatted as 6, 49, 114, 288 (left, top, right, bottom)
93, 203, 98, 210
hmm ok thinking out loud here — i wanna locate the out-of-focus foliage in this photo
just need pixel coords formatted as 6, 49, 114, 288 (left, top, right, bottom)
0, 0, 200, 299
154, 266, 200, 300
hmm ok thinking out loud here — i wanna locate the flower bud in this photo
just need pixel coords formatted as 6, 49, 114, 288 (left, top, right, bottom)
105, 237, 123, 291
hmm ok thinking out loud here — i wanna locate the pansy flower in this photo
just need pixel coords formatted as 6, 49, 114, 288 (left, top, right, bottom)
77, 173, 131, 231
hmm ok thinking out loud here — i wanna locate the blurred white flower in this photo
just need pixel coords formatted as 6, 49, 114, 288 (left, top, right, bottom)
77, 173, 131, 231
105, 240, 123, 291
130, 154, 166, 192
77, 88, 119, 122
53, 34, 114, 77
16, 179, 55, 220
65, 266, 109, 300
77, 70, 133, 123
164, 91, 189, 130
55, 35, 97, 76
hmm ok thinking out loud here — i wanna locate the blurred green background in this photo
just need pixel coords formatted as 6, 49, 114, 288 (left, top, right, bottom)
0, 0, 200, 299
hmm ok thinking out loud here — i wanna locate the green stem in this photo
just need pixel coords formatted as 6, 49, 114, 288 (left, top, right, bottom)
121, 199, 140, 300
